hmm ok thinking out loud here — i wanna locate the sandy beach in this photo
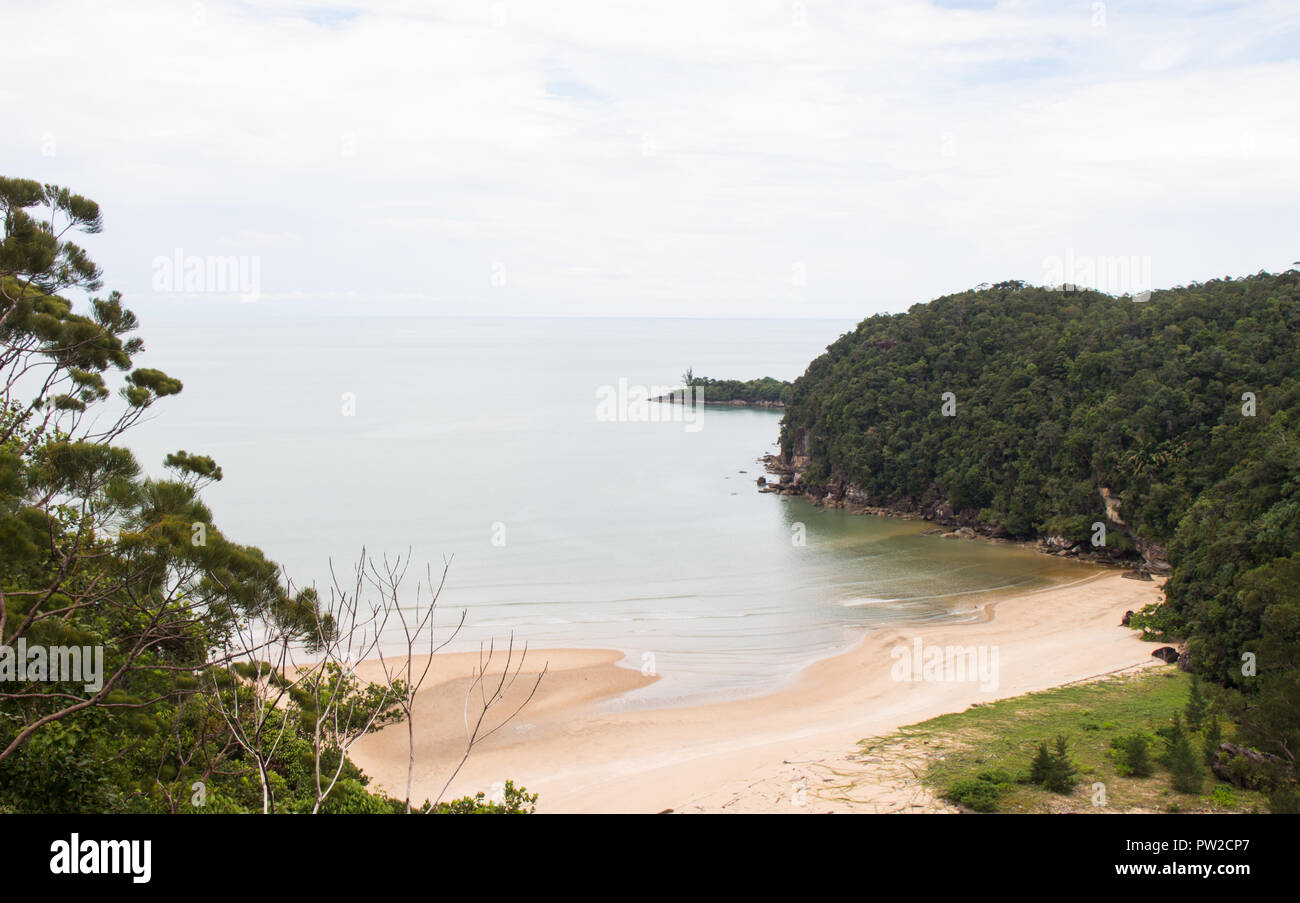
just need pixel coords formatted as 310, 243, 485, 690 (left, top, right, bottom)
350, 569, 1165, 813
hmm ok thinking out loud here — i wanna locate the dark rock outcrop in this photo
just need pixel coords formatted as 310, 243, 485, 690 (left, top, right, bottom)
1136, 538, 1171, 574
1211, 743, 1287, 789
756, 453, 1154, 577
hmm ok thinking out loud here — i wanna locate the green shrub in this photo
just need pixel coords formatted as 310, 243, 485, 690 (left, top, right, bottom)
1201, 715, 1223, 766
1157, 711, 1186, 762
1210, 784, 1237, 808
1029, 735, 1078, 793
433, 780, 538, 814
1268, 783, 1300, 814
1185, 678, 1208, 731
944, 769, 1014, 812
1111, 732, 1154, 777
1168, 741, 1205, 794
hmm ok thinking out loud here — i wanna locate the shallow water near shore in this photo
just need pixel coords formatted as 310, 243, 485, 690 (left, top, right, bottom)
126, 314, 1101, 705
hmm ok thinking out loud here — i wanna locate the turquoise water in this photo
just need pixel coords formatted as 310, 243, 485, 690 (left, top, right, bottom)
125, 315, 1097, 705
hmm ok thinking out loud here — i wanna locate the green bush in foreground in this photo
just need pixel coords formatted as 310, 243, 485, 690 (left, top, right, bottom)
1210, 784, 1237, 808
1161, 714, 1206, 794
944, 769, 1014, 812
1111, 732, 1154, 778
1184, 678, 1208, 731
432, 781, 538, 814
1202, 716, 1223, 766
1269, 784, 1300, 814
1029, 735, 1079, 794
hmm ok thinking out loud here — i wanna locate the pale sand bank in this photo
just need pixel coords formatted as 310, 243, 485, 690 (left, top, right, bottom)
349, 571, 1165, 813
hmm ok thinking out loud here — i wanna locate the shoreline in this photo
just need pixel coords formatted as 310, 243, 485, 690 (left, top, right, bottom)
650, 394, 786, 409
349, 569, 1166, 813
757, 459, 1171, 576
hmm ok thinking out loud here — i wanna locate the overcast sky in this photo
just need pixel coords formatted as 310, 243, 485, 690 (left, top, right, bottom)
4, 0, 1297, 319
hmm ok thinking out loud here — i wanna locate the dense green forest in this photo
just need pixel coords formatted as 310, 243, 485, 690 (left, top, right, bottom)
0, 178, 533, 814
778, 274, 1300, 803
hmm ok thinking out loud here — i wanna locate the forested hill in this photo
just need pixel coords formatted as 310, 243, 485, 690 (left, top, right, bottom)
778, 273, 1300, 772
781, 273, 1297, 546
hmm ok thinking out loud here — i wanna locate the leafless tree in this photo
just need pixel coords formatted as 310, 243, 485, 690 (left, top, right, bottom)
290, 554, 401, 813
434, 632, 547, 809
208, 615, 301, 814
368, 551, 464, 812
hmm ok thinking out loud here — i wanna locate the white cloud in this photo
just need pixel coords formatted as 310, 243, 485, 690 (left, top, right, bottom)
3, 0, 1296, 319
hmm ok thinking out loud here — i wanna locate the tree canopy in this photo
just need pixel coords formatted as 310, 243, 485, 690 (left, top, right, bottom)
0, 177, 532, 813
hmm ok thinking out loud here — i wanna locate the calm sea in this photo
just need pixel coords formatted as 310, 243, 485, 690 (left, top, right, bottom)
125, 315, 1096, 706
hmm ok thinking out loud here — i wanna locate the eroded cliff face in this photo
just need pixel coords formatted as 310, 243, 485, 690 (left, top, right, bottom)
788, 425, 811, 471
1100, 486, 1125, 526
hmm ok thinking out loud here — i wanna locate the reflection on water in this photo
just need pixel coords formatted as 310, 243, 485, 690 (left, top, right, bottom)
125, 316, 1100, 706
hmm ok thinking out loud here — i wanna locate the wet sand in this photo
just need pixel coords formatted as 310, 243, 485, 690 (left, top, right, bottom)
349, 571, 1165, 812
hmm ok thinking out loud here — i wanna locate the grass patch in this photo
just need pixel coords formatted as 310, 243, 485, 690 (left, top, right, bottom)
870, 667, 1269, 813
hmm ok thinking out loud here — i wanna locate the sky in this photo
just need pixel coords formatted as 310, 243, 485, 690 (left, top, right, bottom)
3, 0, 1298, 319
